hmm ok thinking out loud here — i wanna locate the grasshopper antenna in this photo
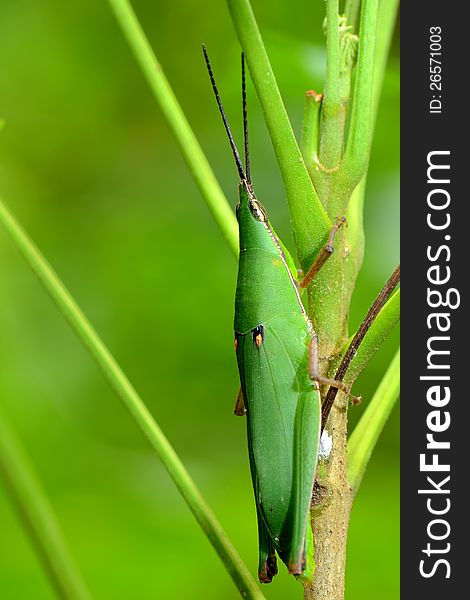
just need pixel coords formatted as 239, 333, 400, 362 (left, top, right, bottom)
241, 53, 251, 184
202, 45, 246, 182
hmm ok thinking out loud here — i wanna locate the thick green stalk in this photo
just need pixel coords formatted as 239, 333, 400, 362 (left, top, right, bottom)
106, 0, 238, 258
0, 412, 91, 600
226, 0, 331, 270
0, 197, 264, 600
347, 349, 400, 491
305, 3, 398, 598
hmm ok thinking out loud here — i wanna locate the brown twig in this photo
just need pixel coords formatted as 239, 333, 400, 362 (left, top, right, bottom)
321, 264, 400, 430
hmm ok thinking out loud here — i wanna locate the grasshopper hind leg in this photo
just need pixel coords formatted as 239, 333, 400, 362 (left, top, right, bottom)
256, 505, 278, 583
284, 391, 320, 579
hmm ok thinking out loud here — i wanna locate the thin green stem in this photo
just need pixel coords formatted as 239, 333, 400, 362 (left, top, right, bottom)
319, 0, 343, 169
0, 412, 91, 600
347, 349, 400, 492
300, 90, 322, 176
324, 0, 341, 111
372, 0, 399, 121
0, 197, 264, 600
340, 287, 400, 386
342, 0, 378, 184
322, 276, 400, 430
226, 0, 331, 271
106, 0, 238, 258
343, 177, 365, 283
343, 0, 399, 284
344, 0, 362, 32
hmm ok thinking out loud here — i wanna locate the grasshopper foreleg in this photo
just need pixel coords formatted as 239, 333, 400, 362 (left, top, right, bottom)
300, 217, 346, 289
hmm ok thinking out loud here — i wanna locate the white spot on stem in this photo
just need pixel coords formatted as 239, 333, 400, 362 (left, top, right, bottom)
319, 430, 333, 459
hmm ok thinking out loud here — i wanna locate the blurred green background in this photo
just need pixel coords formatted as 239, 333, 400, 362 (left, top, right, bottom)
0, 1, 399, 598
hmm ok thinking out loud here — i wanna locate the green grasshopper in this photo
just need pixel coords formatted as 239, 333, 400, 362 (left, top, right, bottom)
203, 48, 356, 584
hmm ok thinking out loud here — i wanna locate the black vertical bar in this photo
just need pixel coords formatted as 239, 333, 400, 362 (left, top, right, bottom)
401, 4, 468, 598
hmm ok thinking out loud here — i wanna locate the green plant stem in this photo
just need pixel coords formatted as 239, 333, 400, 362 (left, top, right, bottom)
343, 177, 365, 283
345, 0, 362, 32
0, 412, 91, 600
106, 0, 238, 259
226, 0, 331, 271
343, 0, 399, 290
322, 277, 399, 430
341, 287, 400, 385
319, 0, 343, 169
305, 3, 398, 593
347, 349, 400, 491
342, 0, 378, 185
300, 90, 322, 173
372, 0, 399, 119
0, 197, 264, 600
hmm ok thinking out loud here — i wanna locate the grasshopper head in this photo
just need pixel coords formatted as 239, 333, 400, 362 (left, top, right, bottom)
236, 179, 267, 223
236, 180, 272, 251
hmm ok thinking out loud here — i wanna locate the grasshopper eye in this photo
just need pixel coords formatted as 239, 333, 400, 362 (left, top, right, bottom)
252, 325, 265, 348
249, 200, 267, 223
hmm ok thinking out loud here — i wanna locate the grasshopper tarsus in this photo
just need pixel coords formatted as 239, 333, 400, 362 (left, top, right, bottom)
259, 553, 278, 583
